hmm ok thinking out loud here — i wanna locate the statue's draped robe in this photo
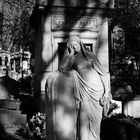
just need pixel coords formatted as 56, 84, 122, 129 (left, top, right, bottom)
71, 70, 104, 140
46, 69, 104, 140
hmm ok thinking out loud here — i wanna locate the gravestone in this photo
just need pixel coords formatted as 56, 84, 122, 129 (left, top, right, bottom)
0, 99, 26, 128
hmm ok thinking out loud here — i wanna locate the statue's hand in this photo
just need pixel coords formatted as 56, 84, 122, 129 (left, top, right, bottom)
99, 95, 111, 117
99, 92, 111, 107
68, 46, 74, 56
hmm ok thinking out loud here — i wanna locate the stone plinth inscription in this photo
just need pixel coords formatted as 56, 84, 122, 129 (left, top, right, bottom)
52, 16, 102, 31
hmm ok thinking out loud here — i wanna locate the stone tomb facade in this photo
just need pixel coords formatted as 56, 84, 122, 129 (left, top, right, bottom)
32, 6, 112, 96
31, 0, 113, 139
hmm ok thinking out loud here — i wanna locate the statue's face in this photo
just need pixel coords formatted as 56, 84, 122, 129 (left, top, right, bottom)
69, 41, 81, 53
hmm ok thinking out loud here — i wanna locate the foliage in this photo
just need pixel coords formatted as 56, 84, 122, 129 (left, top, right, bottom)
111, 0, 140, 30
2, 0, 36, 53
110, 0, 140, 55
16, 112, 46, 140
109, 1, 140, 98
110, 0, 140, 59
107, 101, 119, 116
110, 27, 140, 98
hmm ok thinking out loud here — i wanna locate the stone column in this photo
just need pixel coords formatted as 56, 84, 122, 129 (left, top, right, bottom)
32, 5, 53, 112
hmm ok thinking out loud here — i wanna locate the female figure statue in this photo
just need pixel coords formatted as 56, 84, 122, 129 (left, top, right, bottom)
46, 36, 111, 140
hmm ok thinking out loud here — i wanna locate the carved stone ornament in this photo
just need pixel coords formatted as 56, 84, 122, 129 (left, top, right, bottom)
99, 0, 109, 3
52, 15, 102, 31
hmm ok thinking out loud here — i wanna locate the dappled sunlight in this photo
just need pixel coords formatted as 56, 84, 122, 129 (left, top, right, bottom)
0, 0, 116, 139
55, 105, 76, 138
30, 0, 114, 76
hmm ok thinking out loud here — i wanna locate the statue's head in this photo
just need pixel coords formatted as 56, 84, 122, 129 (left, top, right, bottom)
66, 36, 82, 54
62, 35, 105, 75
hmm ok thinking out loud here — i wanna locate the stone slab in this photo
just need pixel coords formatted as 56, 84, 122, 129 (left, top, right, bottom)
0, 99, 21, 110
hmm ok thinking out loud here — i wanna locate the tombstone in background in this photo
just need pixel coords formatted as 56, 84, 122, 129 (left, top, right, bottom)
123, 95, 140, 118
0, 99, 26, 127
0, 75, 26, 129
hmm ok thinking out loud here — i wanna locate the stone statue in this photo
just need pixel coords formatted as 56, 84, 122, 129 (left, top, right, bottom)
46, 36, 112, 140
